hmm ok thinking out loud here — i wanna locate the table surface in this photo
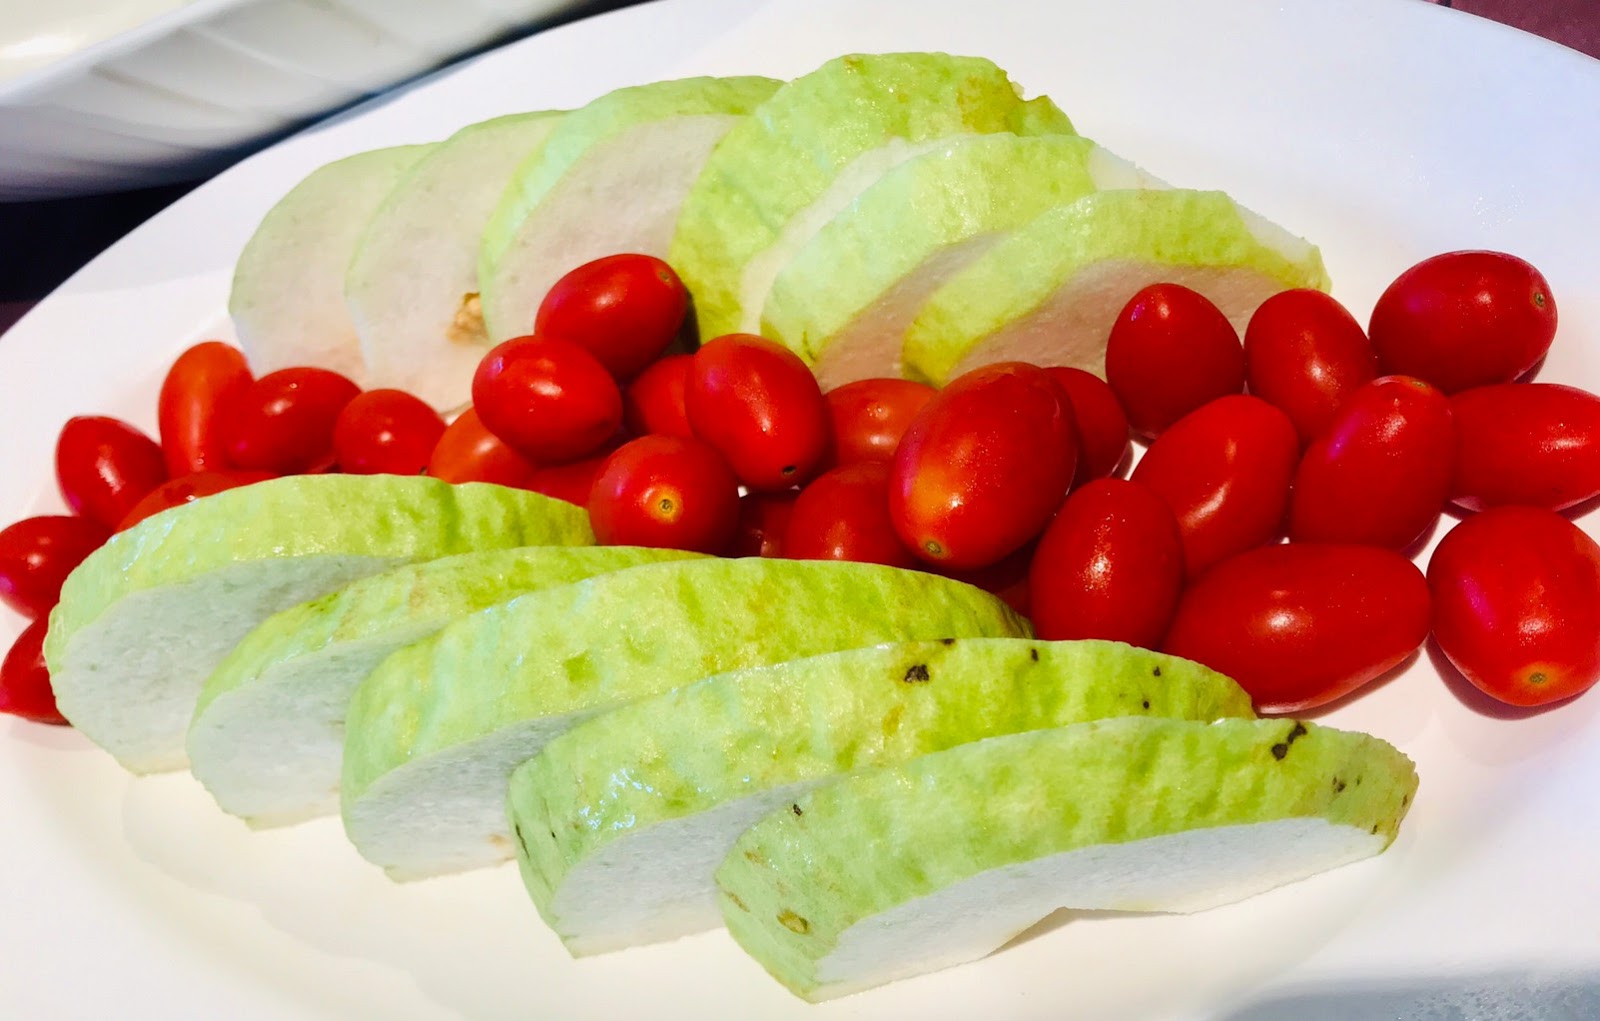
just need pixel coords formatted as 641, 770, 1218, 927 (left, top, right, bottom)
1, 0, 1596, 340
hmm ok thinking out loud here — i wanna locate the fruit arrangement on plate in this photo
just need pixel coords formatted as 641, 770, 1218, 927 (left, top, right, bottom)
2, 51, 1596, 1004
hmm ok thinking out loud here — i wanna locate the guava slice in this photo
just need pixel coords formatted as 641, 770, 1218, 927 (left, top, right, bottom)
187, 545, 700, 827
903, 188, 1330, 384
669, 52, 1075, 338
717, 716, 1417, 1001
44, 476, 591, 773
230, 144, 435, 382
759, 133, 1163, 390
477, 75, 780, 343
340, 559, 1029, 879
346, 111, 564, 411
508, 638, 1252, 955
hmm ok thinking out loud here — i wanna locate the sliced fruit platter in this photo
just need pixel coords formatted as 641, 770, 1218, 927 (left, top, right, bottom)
3, 3, 1598, 1019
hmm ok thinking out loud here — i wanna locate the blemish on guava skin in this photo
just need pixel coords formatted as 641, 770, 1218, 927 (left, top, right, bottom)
1332, 777, 1347, 794
903, 664, 931, 684
778, 909, 811, 935
513, 823, 531, 859
791, 803, 804, 817
940, 637, 956, 646
1271, 721, 1309, 760
1141, 699, 1151, 710
726, 891, 749, 913
1152, 666, 1162, 677
1371, 823, 1381, 835
882, 704, 904, 737
744, 848, 767, 866
1030, 647, 1040, 662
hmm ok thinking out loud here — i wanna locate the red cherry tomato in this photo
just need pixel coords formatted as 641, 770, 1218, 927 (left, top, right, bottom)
1163, 543, 1431, 713
1428, 507, 1600, 707
1243, 289, 1377, 445
55, 416, 169, 529
786, 463, 916, 568
889, 362, 1077, 571
1028, 478, 1184, 648
426, 408, 537, 487
115, 470, 275, 532
524, 450, 614, 507
1105, 283, 1245, 437
0, 622, 65, 725
1368, 250, 1557, 394
623, 354, 694, 440
824, 378, 937, 467
222, 367, 360, 474
1288, 376, 1454, 550
1449, 383, 1600, 512
535, 254, 689, 378
686, 334, 830, 491
588, 435, 739, 553
473, 335, 622, 463
0, 515, 110, 619
730, 492, 798, 558
1044, 367, 1130, 483
332, 389, 448, 476
157, 341, 254, 476
1130, 395, 1298, 578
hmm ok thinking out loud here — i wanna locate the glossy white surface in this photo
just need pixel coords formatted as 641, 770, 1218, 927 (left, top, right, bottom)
1, 0, 1598, 1018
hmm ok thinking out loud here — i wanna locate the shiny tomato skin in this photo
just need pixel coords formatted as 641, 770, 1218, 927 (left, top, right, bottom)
623, 354, 695, 439
1449, 383, 1600, 511
824, 378, 937, 467
473, 335, 623, 463
730, 492, 798, 558
55, 416, 169, 529
1044, 367, 1130, 483
1105, 283, 1245, 438
889, 362, 1077, 570
524, 449, 614, 507
333, 389, 448, 475
1428, 507, 1600, 706
1243, 289, 1378, 445
0, 621, 65, 725
1163, 543, 1431, 713
157, 341, 254, 476
222, 367, 361, 474
786, 463, 917, 568
1367, 250, 1557, 394
686, 334, 830, 492
588, 435, 739, 553
534, 254, 689, 378
1130, 395, 1299, 578
1288, 376, 1454, 550
1028, 478, 1184, 648
0, 515, 110, 619
426, 408, 536, 487
115, 470, 276, 532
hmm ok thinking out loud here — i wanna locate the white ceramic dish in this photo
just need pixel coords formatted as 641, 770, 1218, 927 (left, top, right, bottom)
2, 0, 1599, 1017
0, 0, 587, 199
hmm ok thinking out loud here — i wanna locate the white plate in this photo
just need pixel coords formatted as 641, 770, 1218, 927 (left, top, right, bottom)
3, 0, 1599, 1018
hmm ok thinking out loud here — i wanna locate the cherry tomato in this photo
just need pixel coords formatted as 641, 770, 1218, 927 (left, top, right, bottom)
426, 408, 537, 487
222, 367, 360, 474
686, 334, 830, 491
0, 622, 65, 725
0, 515, 109, 619
889, 363, 1077, 570
1368, 250, 1557, 394
115, 470, 275, 532
55, 416, 169, 529
1243, 289, 1377, 445
824, 378, 936, 466
473, 335, 622, 463
333, 389, 448, 476
1449, 383, 1600, 512
786, 463, 916, 568
588, 435, 739, 553
1044, 367, 1130, 483
623, 354, 695, 439
157, 341, 254, 476
1288, 376, 1454, 550
1428, 507, 1600, 707
1105, 283, 1245, 437
1163, 543, 1431, 713
1028, 479, 1184, 648
1130, 395, 1298, 578
535, 254, 689, 378
730, 492, 798, 558
524, 450, 614, 507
